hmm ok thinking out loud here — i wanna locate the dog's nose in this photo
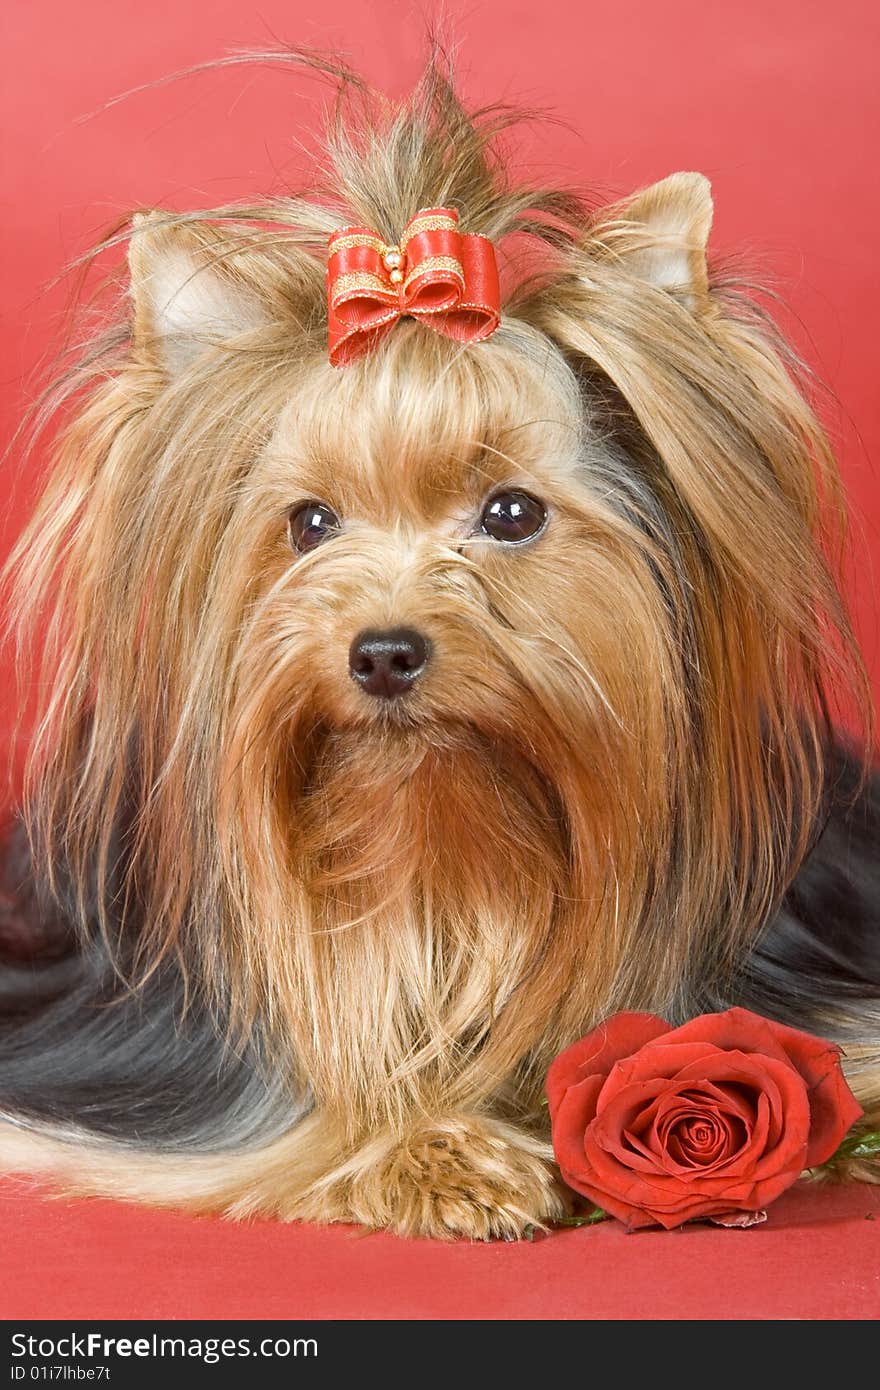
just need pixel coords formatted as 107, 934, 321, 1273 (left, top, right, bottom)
348, 627, 431, 699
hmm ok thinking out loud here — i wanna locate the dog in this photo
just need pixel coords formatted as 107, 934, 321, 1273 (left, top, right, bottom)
0, 55, 878, 1239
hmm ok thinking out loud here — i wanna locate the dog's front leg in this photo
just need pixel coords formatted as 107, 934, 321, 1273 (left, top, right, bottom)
278, 1110, 569, 1240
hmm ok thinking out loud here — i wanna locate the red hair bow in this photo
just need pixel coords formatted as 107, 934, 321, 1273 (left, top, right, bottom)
326, 207, 501, 367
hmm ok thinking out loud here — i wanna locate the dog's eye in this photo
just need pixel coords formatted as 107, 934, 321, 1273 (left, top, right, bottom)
288, 501, 341, 554
480, 491, 547, 544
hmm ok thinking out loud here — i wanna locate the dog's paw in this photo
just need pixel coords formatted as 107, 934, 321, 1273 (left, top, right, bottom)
300, 1114, 568, 1240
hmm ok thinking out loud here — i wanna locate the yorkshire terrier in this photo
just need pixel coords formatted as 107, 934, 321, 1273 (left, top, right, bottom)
0, 57, 878, 1239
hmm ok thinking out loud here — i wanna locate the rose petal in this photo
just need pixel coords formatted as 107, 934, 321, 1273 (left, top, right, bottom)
581, 1127, 771, 1209
751, 1014, 851, 1094
654, 1099, 743, 1174
591, 1065, 782, 1184
584, 1116, 693, 1198
654, 1088, 751, 1145
562, 1173, 772, 1230
709, 1209, 768, 1228
548, 1073, 606, 1181
671, 1052, 812, 1178
638, 1008, 863, 1165
654, 1080, 759, 1138
790, 1044, 864, 1166
555, 1165, 658, 1229
597, 1042, 721, 1100
589, 1080, 692, 1174
665, 1111, 744, 1170
611, 1084, 692, 1162
750, 1089, 770, 1158
586, 1082, 807, 1206
642, 1009, 805, 1069
572, 1142, 795, 1228
546, 1013, 669, 1119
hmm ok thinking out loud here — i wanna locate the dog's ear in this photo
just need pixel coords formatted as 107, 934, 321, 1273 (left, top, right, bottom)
128, 212, 282, 376
599, 172, 713, 311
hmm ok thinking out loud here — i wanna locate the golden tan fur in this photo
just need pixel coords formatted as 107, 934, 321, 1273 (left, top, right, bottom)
1, 56, 877, 1236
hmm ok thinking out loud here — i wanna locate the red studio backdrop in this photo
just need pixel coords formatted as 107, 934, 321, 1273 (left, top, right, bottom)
2, 0, 880, 1320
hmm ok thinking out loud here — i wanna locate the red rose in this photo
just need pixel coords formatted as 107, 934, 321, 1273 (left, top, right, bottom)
546, 1007, 862, 1230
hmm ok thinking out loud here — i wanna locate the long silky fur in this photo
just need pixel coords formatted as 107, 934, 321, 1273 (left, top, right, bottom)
0, 51, 877, 1234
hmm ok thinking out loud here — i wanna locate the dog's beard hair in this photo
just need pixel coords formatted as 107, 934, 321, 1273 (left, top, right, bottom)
272, 728, 578, 1123
216, 555, 662, 1129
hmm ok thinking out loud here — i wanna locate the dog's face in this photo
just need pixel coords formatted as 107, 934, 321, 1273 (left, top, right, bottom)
244, 323, 585, 738
228, 320, 664, 792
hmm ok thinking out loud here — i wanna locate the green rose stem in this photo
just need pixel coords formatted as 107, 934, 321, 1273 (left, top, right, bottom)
834, 1129, 880, 1160
521, 1208, 608, 1239
553, 1208, 608, 1228
815, 1127, 880, 1177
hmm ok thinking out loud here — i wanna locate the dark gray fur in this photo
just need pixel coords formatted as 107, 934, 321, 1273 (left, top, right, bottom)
0, 822, 302, 1152
703, 746, 880, 1037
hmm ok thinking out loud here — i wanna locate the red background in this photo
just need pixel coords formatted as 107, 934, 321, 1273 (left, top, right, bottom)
2, 0, 879, 1319
0, 1179, 878, 1320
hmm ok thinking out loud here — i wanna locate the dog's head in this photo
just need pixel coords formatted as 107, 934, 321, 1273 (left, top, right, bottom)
8, 66, 868, 1062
